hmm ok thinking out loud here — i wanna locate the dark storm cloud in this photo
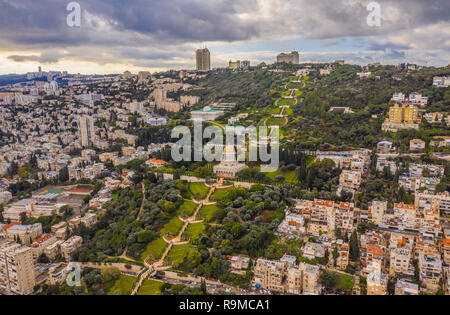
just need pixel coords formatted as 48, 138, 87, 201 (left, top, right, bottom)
84, 0, 261, 41
0, 0, 261, 47
7, 51, 65, 63
0, 0, 449, 68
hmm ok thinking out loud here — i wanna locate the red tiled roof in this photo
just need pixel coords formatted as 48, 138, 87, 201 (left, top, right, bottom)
33, 233, 55, 245
2, 222, 20, 232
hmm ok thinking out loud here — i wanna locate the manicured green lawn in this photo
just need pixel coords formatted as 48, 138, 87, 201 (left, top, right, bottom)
278, 98, 295, 106
199, 204, 220, 221
137, 280, 164, 295
263, 168, 298, 185
268, 107, 281, 115
179, 200, 198, 216
188, 182, 209, 200
141, 237, 168, 261
166, 244, 190, 266
211, 187, 235, 201
267, 116, 286, 126
186, 222, 205, 242
163, 217, 184, 236
107, 275, 136, 295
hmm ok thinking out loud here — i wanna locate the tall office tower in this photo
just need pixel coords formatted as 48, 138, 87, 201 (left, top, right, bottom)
196, 48, 211, 71
276, 51, 300, 64
38, 66, 42, 73
79, 115, 96, 147
0, 239, 36, 295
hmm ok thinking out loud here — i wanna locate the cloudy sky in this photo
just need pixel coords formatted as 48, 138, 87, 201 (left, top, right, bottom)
0, 0, 449, 74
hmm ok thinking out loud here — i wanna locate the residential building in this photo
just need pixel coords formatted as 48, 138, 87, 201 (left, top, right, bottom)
442, 239, 450, 265
60, 236, 83, 261
276, 51, 299, 64
414, 190, 450, 215
409, 92, 428, 106
410, 139, 425, 151
44, 240, 63, 261
330, 243, 350, 271
398, 176, 440, 194
0, 190, 12, 205
357, 72, 371, 78
339, 170, 362, 190
180, 95, 200, 107
409, 163, 445, 178
229, 255, 250, 274
433, 76, 450, 87
430, 136, 450, 148
389, 104, 420, 123
369, 201, 387, 225
418, 253, 442, 294
48, 263, 71, 285
395, 280, 419, 295
308, 199, 335, 236
382, 104, 420, 132
253, 256, 320, 295
389, 235, 414, 277
377, 141, 393, 153
81, 213, 97, 227
303, 242, 326, 260
1, 222, 43, 245
0, 239, 36, 295
424, 112, 444, 124
392, 92, 405, 102
79, 115, 96, 147
253, 258, 286, 293
376, 156, 397, 174
367, 262, 388, 295
31, 233, 58, 261
153, 88, 167, 107
146, 158, 167, 168
288, 263, 320, 295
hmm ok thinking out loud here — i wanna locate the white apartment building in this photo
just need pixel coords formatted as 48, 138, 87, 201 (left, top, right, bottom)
0, 239, 36, 295
392, 92, 405, 102
418, 253, 442, 294
79, 115, 96, 147
409, 163, 445, 178
433, 76, 450, 87
0, 190, 12, 205
0, 222, 43, 245
415, 190, 450, 217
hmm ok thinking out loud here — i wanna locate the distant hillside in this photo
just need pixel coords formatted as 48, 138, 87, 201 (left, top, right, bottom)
0, 74, 27, 86
186, 69, 287, 109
